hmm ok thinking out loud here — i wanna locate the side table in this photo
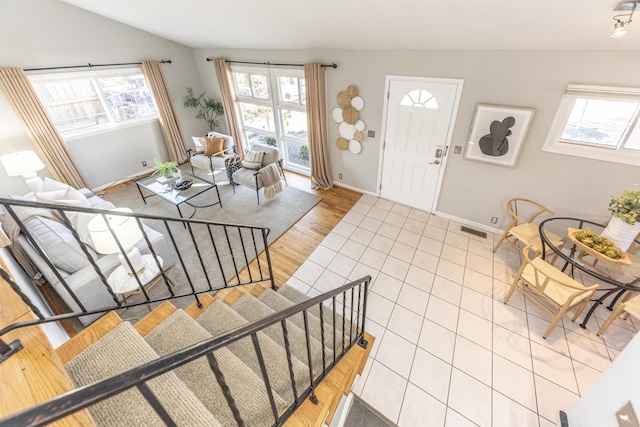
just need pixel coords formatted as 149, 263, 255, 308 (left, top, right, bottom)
107, 254, 172, 311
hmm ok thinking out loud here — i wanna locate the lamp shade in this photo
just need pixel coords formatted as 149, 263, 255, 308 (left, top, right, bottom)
87, 208, 143, 254
0, 151, 45, 177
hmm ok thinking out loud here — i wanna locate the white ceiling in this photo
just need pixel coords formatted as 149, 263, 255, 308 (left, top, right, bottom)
61, 0, 640, 50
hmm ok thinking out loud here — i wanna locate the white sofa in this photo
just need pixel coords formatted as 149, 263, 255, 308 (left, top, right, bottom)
5, 188, 174, 325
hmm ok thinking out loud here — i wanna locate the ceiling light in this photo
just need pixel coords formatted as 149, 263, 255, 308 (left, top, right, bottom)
612, 1, 637, 38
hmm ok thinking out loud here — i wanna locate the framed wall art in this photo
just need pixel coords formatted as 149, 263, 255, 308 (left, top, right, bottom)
464, 104, 535, 168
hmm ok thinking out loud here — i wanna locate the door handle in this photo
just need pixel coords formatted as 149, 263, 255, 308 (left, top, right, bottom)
429, 160, 440, 165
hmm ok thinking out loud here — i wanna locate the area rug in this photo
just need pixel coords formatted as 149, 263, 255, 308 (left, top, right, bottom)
102, 179, 321, 247
98, 177, 321, 321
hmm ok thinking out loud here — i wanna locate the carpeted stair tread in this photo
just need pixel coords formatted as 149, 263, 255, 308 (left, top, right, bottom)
231, 294, 328, 375
65, 322, 221, 427
196, 300, 310, 402
144, 309, 286, 427
279, 284, 358, 342
259, 288, 344, 358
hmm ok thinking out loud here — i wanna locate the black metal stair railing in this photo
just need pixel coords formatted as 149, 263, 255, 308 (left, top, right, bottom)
0, 196, 276, 350
0, 275, 371, 427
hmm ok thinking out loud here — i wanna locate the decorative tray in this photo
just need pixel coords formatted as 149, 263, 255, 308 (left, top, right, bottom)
566, 228, 632, 265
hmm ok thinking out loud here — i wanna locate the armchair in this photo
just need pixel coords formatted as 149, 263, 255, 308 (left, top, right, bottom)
225, 143, 287, 205
188, 131, 236, 184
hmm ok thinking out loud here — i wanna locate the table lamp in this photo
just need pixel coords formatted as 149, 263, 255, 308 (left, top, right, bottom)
87, 208, 145, 274
0, 150, 46, 193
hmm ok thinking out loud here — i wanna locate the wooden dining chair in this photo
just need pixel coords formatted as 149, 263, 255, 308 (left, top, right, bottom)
596, 292, 640, 337
493, 198, 565, 262
505, 245, 599, 338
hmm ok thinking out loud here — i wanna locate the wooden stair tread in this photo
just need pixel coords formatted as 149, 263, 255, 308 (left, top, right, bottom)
184, 293, 217, 319
56, 311, 122, 365
133, 301, 177, 336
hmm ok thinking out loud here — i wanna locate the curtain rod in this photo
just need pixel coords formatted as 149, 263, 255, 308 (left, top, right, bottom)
23, 59, 172, 72
205, 58, 337, 69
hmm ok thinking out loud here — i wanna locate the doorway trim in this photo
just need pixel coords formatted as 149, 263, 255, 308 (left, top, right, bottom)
376, 75, 464, 213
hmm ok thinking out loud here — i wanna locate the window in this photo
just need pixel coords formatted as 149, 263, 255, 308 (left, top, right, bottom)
543, 84, 640, 166
29, 68, 158, 137
233, 67, 309, 173
401, 90, 438, 109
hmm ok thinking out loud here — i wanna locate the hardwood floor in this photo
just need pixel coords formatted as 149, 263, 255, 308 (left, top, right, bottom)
216, 171, 362, 298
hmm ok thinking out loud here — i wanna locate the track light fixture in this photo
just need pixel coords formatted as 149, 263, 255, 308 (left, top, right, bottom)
612, 1, 637, 38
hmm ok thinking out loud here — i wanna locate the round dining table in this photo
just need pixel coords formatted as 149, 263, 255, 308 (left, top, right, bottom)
538, 217, 640, 329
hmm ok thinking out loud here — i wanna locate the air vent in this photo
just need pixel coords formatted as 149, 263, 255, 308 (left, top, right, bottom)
460, 226, 487, 239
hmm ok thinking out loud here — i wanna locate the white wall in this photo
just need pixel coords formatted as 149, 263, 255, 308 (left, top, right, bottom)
565, 332, 640, 426
193, 48, 640, 230
0, 0, 205, 195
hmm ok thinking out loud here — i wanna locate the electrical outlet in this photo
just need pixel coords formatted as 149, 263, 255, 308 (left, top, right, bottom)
142, 161, 147, 167
617, 401, 639, 427
491, 217, 498, 224
339, 173, 343, 179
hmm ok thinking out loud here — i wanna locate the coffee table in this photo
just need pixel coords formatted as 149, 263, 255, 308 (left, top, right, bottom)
135, 169, 221, 219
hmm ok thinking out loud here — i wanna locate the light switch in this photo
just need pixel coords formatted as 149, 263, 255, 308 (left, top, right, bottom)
454, 146, 462, 154
617, 401, 640, 427
367, 130, 375, 138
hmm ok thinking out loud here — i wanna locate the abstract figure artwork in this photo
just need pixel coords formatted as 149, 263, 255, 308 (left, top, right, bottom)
464, 104, 535, 168
479, 116, 515, 156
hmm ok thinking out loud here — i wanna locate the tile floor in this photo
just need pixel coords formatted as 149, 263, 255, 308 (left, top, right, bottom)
285, 194, 639, 427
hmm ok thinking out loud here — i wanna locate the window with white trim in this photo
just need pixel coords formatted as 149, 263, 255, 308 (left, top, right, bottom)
543, 84, 640, 166
232, 66, 309, 173
29, 68, 158, 137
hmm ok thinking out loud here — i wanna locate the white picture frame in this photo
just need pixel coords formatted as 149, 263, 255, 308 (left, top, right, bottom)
464, 104, 536, 168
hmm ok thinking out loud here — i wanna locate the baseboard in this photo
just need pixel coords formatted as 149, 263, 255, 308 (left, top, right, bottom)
92, 169, 153, 192
332, 181, 378, 196
433, 210, 504, 236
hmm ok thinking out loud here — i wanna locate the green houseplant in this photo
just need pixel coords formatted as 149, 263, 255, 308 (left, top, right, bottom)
601, 189, 640, 251
182, 87, 224, 132
152, 158, 178, 178
608, 189, 640, 224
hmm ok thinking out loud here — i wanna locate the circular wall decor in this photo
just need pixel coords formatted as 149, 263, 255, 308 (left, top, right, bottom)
331, 107, 344, 123
351, 96, 364, 111
337, 91, 351, 108
334, 85, 366, 154
342, 106, 358, 124
348, 140, 362, 154
337, 138, 349, 150
339, 122, 356, 139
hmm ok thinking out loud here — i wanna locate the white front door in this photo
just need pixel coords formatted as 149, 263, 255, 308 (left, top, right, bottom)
380, 77, 463, 212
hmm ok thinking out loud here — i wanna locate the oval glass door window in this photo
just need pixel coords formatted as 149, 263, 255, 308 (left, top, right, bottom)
332, 107, 344, 123
348, 140, 362, 154
339, 122, 356, 139
351, 96, 365, 111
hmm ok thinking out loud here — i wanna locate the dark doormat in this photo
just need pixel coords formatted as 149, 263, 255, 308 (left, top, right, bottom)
344, 394, 398, 427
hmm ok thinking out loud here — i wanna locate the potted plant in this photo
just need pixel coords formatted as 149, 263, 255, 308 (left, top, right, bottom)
153, 158, 179, 180
182, 87, 224, 132
601, 189, 640, 251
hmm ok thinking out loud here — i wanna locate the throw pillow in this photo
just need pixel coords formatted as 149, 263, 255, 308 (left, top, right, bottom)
42, 177, 71, 192
242, 150, 264, 170
192, 136, 205, 153
204, 137, 225, 157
